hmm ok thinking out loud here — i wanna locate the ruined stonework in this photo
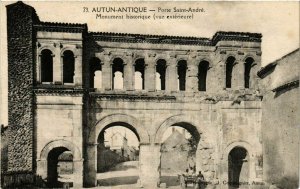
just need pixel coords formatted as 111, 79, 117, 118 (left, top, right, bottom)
5, 1, 298, 189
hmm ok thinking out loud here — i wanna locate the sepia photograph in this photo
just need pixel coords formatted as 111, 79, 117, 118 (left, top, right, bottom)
0, 1, 299, 189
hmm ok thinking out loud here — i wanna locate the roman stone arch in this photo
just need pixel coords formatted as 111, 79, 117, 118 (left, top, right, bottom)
133, 55, 145, 63
37, 140, 83, 187
40, 140, 82, 160
60, 47, 77, 57
154, 114, 202, 144
38, 45, 56, 55
109, 55, 125, 64
154, 115, 217, 185
92, 113, 150, 145
154, 54, 168, 63
198, 57, 213, 66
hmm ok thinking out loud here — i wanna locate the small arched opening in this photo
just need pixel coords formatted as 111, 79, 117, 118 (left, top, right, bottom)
244, 57, 255, 89
41, 49, 53, 83
112, 58, 124, 90
47, 147, 74, 187
198, 61, 209, 91
89, 57, 102, 89
135, 58, 145, 90
228, 147, 249, 189
63, 50, 75, 84
226, 56, 236, 89
177, 60, 187, 91
156, 59, 167, 90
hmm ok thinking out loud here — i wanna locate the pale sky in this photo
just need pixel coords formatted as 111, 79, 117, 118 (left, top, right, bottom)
0, 1, 299, 125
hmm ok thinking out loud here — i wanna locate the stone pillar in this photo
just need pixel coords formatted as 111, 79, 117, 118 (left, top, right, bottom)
166, 57, 178, 92
145, 53, 156, 91
123, 56, 134, 91
139, 144, 161, 188
36, 159, 47, 179
37, 51, 41, 83
73, 159, 84, 188
74, 47, 83, 86
84, 144, 97, 187
101, 55, 112, 90
232, 55, 244, 90
186, 55, 198, 92
53, 47, 61, 84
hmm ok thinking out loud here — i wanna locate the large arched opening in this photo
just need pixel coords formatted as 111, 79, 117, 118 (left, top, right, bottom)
96, 120, 143, 187
155, 118, 201, 188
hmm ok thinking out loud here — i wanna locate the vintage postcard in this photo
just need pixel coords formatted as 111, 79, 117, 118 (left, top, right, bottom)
0, 1, 299, 189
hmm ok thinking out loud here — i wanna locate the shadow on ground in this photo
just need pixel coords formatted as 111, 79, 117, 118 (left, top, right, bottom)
97, 176, 139, 186
160, 175, 180, 187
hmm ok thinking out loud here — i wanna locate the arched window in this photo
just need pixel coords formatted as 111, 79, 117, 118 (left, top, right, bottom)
244, 57, 255, 88
177, 60, 187, 91
226, 56, 235, 88
135, 58, 145, 90
63, 50, 75, 83
156, 59, 167, 90
112, 58, 124, 90
41, 49, 53, 82
89, 57, 102, 89
198, 61, 209, 91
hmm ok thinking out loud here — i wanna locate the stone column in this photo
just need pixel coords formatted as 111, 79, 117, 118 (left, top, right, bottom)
232, 55, 244, 90
53, 46, 61, 84
139, 144, 161, 188
186, 55, 199, 92
123, 55, 134, 91
166, 57, 178, 92
74, 47, 83, 86
100, 55, 112, 90
144, 53, 156, 91
84, 144, 97, 187
73, 159, 84, 188
37, 52, 41, 83
36, 159, 47, 179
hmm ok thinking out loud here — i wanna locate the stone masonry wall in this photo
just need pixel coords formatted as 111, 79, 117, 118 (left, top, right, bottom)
261, 49, 299, 189
6, 2, 38, 173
